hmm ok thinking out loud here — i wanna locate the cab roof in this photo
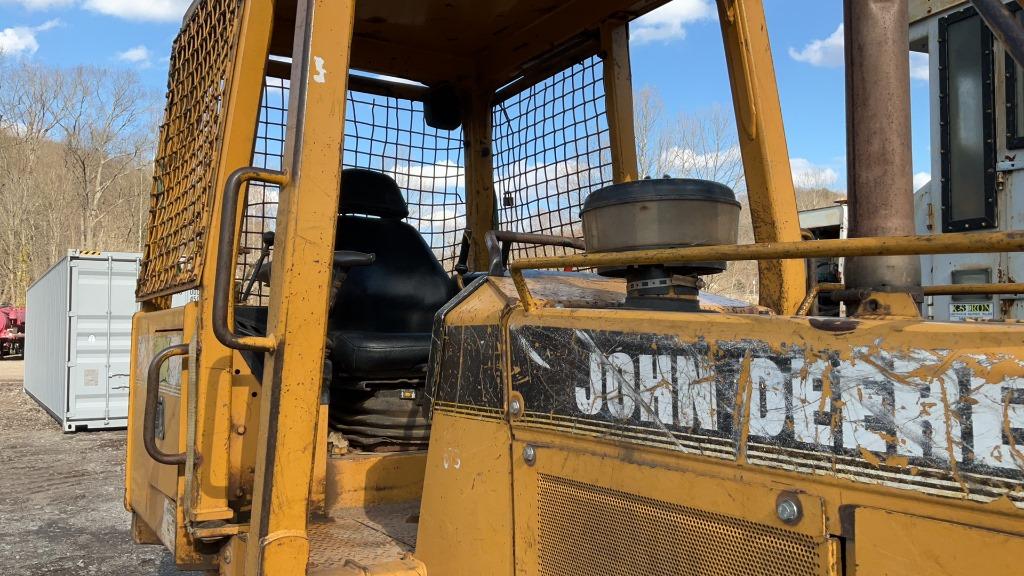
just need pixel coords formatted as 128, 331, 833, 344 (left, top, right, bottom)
261, 0, 671, 88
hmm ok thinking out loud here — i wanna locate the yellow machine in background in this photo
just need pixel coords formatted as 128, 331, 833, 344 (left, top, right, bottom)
125, 0, 1024, 574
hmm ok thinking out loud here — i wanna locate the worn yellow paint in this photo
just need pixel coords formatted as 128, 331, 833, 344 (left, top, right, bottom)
601, 19, 639, 184
855, 508, 1024, 574
246, 1, 356, 574
187, 0, 279, 528
325, 453, 426, 510
462, 87, 497, 272
126, 304, 213, 569
311, 557, 428, 576
716, 0, 806, 315
415, 413, 515, 576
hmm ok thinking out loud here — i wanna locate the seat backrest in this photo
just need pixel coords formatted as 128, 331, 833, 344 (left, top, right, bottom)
330, 170, 453, 333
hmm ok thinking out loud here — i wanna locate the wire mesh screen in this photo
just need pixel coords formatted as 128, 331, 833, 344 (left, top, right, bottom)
137, 0, 244, 300
237, 75, 289, 306
492, 54, 612, 261
343, 90, 466, 270
234, 78, 468, 305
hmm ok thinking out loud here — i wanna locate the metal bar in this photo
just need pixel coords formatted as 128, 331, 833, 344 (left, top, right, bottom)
972, 0, 1024, 65
923, 283, 1024, 295
464, 87, 497, 271
716, 0, 806, 314
815, 282, 1024, 296
212, 167, 287, 353
143, 344, 189, 466
347, 73, 430, 102
797, 282, 845, 316
247, 0, 355, 572
104, 256, 113, 423
485, 231, 586, 275
509, 231, 1024, 311
844, 0, 920, 293
601, 20, 639, 184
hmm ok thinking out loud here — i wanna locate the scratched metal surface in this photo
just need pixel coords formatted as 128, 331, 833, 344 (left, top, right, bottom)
508, 316, 1024, 508
306, 501, 419, 570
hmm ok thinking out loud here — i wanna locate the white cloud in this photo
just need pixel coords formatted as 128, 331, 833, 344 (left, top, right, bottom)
0, 19, 60, 56
910, 52, 929, 81
631, 0, 716, 44
791, 25, 931, 82
0, 0, 74, 8
789, 24, 845, 68
790, 158, 839, 188
914, 171, 931, 190
388, 160, 466, 194
117, 44, 151, 67
82, 0, 190, 22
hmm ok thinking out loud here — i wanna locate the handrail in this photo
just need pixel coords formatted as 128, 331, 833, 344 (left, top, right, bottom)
508, 231, 1024, 311
485, 230, 586, 275
212, 167, 288, 353
144, 344, 190, 466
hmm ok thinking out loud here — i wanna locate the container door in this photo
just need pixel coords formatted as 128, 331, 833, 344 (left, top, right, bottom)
67, 257, 138, 426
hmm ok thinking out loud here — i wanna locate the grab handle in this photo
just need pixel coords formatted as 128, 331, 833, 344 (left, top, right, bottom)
144, 343, 190, 466
213, 167, 288, 352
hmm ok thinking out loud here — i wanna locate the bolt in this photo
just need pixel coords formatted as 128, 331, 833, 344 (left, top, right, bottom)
523, 445, 537, 466
235, 425, 246, 435
509, 398, 523, 417
776, 497, 801, 524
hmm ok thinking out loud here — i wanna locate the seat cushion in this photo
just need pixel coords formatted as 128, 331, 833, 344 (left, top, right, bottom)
330, 330, 431, 379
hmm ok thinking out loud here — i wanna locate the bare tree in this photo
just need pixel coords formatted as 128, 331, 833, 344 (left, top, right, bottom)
631, 87, 844, 304
60, 67, 154, 249
0, 56, 157, 305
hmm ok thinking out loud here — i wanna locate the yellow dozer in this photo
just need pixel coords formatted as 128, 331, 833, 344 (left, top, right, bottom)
125, 0, 1024, 574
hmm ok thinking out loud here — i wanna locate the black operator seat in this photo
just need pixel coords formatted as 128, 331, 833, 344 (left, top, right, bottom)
328, 169, 455, 381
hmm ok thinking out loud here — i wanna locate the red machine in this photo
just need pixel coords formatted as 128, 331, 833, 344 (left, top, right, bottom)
0, 307, 25, 359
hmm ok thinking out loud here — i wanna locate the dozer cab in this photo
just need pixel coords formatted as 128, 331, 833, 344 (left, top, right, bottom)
125, 0, 1024, 574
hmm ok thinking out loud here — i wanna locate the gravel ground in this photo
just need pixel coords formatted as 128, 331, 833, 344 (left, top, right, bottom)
0, 359, 201, 575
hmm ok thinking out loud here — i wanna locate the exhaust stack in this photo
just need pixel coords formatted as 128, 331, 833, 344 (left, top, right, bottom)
843, 0, 921, 295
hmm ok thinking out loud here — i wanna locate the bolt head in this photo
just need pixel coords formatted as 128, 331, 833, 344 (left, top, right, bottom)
776, 497, 801, 524
523, 444, 537, 465
509, 399, 523, 417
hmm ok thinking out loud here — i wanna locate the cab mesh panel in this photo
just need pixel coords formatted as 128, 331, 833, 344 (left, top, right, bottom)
237, 75, 288, 306
492, 54, 612, 261
343, 90, 466, 270
137, 0, 244, 300
231, 81, 468, 304
537, 475, 825, 576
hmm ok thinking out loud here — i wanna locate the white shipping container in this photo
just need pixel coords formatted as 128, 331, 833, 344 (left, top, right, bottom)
24, 251, 141, 432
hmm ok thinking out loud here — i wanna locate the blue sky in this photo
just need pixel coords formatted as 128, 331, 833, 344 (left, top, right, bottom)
0, 0, 933, 191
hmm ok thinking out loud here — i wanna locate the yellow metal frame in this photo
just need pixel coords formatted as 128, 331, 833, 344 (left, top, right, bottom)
129, 1, 1024, 574
717, 0, 806, 314
245, 1, 356, 574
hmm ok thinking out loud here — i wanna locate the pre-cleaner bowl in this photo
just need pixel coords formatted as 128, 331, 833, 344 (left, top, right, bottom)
580, 178, 741, 276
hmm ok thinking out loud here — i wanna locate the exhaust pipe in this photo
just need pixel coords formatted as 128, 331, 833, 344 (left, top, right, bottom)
843, 0, 921, 295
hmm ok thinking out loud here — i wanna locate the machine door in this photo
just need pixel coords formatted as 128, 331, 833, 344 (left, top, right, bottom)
124, 305, 210, 568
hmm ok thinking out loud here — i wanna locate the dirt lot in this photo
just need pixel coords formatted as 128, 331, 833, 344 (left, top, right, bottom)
0, 360, 201, 575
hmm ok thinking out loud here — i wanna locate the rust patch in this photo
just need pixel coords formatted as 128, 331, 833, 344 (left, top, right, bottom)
809, 318, 861, 333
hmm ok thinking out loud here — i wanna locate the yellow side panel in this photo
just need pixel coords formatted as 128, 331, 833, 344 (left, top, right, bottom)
415, 413, 514, 576
326, 452, 426, 510
126, 304, 210, 568
854, 508, 1024, 575
510, 430, 834, 576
